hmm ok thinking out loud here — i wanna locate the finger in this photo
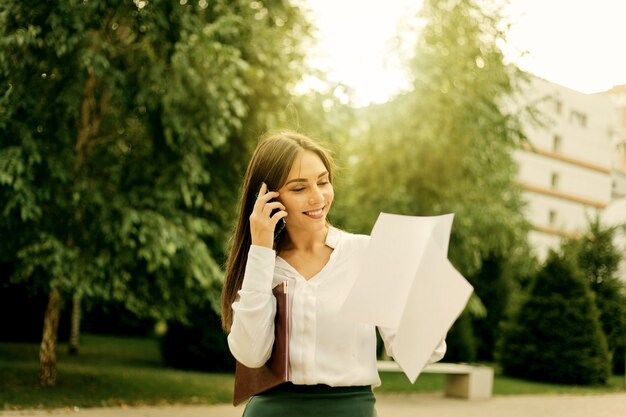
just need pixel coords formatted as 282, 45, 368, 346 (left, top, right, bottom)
253, 183, 266, 205
270, 210, 288, 223
254, 192, 280, 213
262, 201, 286, 216
258, 190, 279, 203
253, 183, 278, 208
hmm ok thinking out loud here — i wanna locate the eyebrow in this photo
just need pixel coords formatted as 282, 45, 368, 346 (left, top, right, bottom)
284, 171, 329, 186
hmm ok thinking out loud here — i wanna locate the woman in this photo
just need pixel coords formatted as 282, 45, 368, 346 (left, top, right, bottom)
221, 130, 446, 416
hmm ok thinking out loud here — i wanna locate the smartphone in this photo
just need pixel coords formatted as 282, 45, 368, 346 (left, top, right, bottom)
271, 203, 286, 239
255, 190, 286, 239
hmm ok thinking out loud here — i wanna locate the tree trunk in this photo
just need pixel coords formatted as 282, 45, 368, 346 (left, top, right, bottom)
39, 288, 61, 386
68, 291, 81, 356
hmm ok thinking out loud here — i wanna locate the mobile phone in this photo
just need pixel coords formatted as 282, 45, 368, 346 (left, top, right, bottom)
255, 190, 286, 239
271, 203, 286, 239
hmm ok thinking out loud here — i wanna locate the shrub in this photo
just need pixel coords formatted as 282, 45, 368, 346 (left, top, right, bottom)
497, 251, 611, 384
566, 218, 626, 374
160, 303, 233, 372
444, 311, 477, 362
81, 301, 155, 337
469, 254, 535, 361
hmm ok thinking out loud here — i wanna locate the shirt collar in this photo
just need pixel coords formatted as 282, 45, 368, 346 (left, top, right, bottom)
325, 226, 341, 249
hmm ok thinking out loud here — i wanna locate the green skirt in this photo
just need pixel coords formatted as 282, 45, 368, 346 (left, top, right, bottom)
242, 383, 377, 417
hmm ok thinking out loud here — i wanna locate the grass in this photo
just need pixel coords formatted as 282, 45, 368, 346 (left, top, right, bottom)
377, 370, 626, 396
0, 334, 233, 410
1, 334, 625, 410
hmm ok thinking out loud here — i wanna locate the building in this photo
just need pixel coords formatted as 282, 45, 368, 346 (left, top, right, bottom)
514, 76, 622, 260
600, 84, 626, 199
600, 85, 626, 282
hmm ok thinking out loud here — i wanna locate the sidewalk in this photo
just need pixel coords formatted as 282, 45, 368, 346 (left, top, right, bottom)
2, 392, 626, 417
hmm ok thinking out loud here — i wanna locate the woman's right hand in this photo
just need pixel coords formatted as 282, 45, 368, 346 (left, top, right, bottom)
249, 183, 288, 248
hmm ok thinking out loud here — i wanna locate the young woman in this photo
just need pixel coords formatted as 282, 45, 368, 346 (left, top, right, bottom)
221, 130, 446, 416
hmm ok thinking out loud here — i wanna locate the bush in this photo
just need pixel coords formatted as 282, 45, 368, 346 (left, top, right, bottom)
468, 254, 534, 361
497, 251, 611, 384
444, 311, 477, 362
593, 278, 626, 374
160, 303, 233, 372
81, 301, 155, 337
566, 218, 626, 374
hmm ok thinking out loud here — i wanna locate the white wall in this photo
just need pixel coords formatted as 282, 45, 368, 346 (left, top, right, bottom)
517, 75, 617, 259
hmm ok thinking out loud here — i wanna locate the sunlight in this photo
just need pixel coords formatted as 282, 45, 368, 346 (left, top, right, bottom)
303, 0, 626, 105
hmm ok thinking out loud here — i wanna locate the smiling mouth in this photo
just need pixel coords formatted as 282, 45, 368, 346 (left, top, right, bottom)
304, 207, 325, 217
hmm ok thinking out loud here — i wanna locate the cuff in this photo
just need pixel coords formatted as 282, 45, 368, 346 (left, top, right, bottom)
240, 245, 276, 293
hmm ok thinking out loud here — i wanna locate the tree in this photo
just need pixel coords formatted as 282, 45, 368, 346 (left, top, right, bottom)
497, 251, 611, 384
0, 0, 310, 385
563, 216, 626, 374
341, 0, 534, 359
468, 254, 520, 360
344, 0, 531, 273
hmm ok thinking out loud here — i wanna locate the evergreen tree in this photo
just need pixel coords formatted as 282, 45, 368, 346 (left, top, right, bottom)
497, 251, 611, 384
469, 254, 526, 361
563, 217, 626, 374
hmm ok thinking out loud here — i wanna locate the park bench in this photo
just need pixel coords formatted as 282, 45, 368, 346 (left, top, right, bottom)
377, 360, 494, 400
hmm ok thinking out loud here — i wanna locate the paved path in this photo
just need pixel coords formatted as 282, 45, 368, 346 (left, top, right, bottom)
2, 393, 626, 417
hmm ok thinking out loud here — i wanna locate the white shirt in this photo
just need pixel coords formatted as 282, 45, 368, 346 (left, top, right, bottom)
228, 227, 446, 387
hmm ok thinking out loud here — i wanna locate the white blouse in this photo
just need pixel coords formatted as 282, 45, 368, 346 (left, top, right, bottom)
228, 227, 446, 387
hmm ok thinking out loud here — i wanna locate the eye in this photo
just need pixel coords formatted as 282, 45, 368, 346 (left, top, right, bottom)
318, 181, 330, 186
291, 187, 305, 192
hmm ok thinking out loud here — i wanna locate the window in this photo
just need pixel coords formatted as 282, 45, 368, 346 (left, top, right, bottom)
548, 210, 557, 226
554, 99, 563, 115
550, 172, 560, 189
570, 110, 588, 127
552, 135, 561, 152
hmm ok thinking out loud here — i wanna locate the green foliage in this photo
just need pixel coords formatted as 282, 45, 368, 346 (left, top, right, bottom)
562, 216, 626, 374
0, 0, 311, 320
342, 0, 532, 276
497, 251, 611, 385
469, 253, 536, 361
336, 0, 536, 361
443, 311, 477, 362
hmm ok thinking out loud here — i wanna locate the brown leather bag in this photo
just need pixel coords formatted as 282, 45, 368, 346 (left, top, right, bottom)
233, 281, 290, 406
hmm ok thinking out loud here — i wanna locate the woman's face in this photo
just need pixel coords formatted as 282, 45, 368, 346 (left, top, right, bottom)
278, 150, 334, 234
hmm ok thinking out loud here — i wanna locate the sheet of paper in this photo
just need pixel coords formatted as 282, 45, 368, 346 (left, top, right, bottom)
339, 213, 454, 329
391, 238, 473, 382
338, 212, 473, 382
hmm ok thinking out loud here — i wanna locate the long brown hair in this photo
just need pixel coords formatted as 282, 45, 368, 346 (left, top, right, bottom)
221, 130, 334, 332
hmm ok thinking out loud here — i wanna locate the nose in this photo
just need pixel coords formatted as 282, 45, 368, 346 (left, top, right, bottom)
309, 185, 324, 205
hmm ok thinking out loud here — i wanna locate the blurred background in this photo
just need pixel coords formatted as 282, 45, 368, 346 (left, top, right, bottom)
1, 0, 625, 408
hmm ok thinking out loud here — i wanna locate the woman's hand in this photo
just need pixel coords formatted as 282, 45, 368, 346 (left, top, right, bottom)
249, 183, 288, 248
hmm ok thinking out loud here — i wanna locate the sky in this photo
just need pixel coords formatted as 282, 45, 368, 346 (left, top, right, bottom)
302, 0, 626, 106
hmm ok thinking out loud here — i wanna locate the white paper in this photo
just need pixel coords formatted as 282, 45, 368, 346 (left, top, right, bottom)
339, 212, 473, 382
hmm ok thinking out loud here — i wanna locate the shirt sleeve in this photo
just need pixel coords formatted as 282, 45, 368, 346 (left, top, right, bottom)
227, 245, 277, 368
378, 326, 447, 364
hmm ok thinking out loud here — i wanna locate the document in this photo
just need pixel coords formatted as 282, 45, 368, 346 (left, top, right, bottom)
339, 212, 473, 382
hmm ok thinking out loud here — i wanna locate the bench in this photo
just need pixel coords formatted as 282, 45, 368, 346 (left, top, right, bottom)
377, 361, 494, 400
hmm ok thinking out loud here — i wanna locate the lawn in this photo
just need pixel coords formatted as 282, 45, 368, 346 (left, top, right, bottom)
1, 334, 624, 410
0, 334, 233, 410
